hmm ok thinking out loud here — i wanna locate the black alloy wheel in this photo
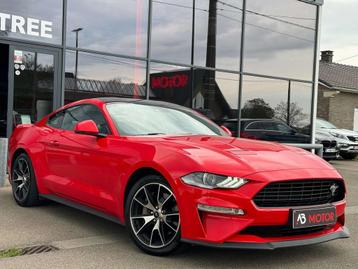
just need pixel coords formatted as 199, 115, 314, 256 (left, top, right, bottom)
11, 153, 41, 207
125, 175, 181, 256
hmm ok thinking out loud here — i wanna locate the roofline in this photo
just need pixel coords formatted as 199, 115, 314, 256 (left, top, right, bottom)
319, 80, 358, 94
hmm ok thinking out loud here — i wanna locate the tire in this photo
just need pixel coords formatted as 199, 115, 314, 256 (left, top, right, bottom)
340, 152, 357, 160
11, 153, 41, 207
125, 175, 181, 256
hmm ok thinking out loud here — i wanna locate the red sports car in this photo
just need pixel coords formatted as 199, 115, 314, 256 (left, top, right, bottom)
8, 98, 349, 255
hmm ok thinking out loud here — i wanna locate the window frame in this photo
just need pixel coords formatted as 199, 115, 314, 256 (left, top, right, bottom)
46, 110, 65, 130
46, 103, 112, 134
245, 120, 292, 132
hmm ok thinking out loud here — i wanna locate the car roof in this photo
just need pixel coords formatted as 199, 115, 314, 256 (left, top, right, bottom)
94, 97, 189, 110
224, 118, 283, 123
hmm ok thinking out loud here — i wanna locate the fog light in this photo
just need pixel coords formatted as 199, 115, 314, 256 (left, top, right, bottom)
197, 204, 245, 216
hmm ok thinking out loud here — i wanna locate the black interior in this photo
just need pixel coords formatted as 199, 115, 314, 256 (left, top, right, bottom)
0, 43, 9, 138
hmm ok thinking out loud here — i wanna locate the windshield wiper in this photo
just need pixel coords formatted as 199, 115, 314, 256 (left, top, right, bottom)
145, 133, 166, 135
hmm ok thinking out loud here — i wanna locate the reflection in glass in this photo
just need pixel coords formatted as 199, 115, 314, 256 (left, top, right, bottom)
151, 0, 193, 64
13, 50, 54, 123
290, 82, 312, 133
149, 64, 239, 127
0, 0, 62, 44
67, 0, 148, 57
65, 51, 146, 104
149, 63, 192, 107
240, 76, 312, 143
194, 0, 242, 71
244, 0, 316, 80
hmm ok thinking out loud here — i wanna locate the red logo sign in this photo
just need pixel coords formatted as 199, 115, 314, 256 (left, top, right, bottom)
151, 74, 189, 89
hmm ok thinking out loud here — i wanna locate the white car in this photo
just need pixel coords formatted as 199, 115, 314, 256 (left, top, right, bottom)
316, 118, 358, 160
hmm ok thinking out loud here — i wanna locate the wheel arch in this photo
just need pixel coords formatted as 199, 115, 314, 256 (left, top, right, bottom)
10, 148, 29, 174
124, 167, 164, 207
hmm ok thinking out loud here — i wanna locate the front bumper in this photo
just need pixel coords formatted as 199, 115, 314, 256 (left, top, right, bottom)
182, 226, 350, 250
176, 168, 348, 247
337, 142, 358, 153
322, 148, 339, 160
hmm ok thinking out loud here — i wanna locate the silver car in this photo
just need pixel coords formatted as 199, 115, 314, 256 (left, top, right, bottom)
316, 118, 358, 160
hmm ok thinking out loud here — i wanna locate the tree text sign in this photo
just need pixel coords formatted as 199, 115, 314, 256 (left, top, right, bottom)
0, 12, 53, 39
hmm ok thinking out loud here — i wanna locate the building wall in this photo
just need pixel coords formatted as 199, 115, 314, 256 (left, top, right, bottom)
317, 85, 330, 120
318, 85, 358, 129
329, 92, 358, 130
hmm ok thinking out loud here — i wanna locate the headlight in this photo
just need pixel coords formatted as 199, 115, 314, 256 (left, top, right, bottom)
181, 172, 248, 189
329, 132, 347, 140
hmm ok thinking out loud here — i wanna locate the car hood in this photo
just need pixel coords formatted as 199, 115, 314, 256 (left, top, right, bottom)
147, 135, 334, 177
319, 128, 358, 137
316, 131, 336, 141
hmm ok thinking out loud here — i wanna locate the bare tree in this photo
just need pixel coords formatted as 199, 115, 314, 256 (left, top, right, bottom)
274, 101, 307, 127
241, 98, 275, 119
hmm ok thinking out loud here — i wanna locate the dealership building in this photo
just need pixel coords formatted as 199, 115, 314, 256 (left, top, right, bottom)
0, 0, 323, 142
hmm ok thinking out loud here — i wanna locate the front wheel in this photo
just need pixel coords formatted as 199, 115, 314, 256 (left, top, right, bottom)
11, 153, 41, 207
125, 175, 181, 256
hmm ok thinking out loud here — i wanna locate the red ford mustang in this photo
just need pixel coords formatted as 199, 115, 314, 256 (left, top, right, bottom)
8, 98, 349, 255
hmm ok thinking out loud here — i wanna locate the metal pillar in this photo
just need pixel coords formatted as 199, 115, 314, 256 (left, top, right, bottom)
0, 138, 8, 187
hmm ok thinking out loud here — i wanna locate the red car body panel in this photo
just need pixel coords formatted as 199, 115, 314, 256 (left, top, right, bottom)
7, 98, 348, 247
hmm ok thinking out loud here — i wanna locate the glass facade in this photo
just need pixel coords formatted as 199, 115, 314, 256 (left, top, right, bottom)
0, 0, 322, 143
0, 0, 63, 44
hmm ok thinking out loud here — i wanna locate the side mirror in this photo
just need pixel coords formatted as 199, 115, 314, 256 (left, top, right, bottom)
74, 120, 106, 138
220, 125, 232, 137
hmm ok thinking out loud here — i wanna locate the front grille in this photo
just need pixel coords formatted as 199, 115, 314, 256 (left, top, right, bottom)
347, 136, 358, 142
253, 180, 345, 208
321, 140, 337, 148
240, 225, 330, 238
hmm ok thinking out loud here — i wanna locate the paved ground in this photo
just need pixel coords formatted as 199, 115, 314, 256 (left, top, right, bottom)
0, 160, 357, 269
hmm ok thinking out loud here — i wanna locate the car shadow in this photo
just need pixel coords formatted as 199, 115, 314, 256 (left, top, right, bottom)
39, 199, 347, 267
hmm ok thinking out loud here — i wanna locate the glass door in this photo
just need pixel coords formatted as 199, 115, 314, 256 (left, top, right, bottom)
7, 45, 61, 136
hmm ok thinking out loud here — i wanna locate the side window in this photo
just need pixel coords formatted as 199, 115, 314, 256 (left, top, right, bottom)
61, 105, 110, 134
62, 106, 88, 131
260, 122, 275, 131
82, 105, 110, 134
246, 121, 264, 130
47, 111, 64, 129
275, 123, 292, 133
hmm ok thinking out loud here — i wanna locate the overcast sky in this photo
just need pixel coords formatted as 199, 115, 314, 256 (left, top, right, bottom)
321, 0, 358, 65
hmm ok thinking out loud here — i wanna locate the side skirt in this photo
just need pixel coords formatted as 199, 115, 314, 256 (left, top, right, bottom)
40, 194, 123, 226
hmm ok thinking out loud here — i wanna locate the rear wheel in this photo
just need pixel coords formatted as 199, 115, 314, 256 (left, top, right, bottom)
340, 152, 358, 160
11, 153, 41, 207
125, 175, 181, 256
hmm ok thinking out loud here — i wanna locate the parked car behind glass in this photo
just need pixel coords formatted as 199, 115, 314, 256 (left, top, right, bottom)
221, 119, 310, 144
316, 118, 358, 160
315, 131, 339, 161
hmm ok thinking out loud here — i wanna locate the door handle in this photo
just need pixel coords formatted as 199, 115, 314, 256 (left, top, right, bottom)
49, 140, 60, 146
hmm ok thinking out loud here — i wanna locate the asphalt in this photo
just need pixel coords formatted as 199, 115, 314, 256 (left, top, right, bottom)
0, 160, 357, 269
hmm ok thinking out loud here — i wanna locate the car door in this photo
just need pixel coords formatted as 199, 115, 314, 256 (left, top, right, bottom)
258, 121, 290, 142
268, 122, 309, 143
40, 110, 68, 186
45, 104, 117, 211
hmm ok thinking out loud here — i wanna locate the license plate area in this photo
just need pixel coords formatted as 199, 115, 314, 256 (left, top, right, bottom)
292, 206, 336, 229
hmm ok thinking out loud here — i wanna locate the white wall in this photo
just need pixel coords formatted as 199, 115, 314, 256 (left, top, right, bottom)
354, 108, 358, 132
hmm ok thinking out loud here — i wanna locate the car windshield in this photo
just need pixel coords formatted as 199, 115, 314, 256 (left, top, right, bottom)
106, 102, 226, 136
316, 119, 337, 129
